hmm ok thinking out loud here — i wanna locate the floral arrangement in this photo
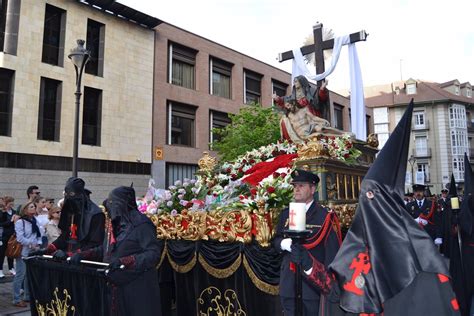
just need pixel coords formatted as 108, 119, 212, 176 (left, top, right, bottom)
316, 134, 361, 165
138, 136, 360, 216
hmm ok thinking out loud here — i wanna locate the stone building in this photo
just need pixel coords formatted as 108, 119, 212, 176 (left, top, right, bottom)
0, 0, 158, 202
366, 78, 474, 193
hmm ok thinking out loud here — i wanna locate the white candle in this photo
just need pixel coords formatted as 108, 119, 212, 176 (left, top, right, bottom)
451, 197, 460, 209
289, 202, 306, 231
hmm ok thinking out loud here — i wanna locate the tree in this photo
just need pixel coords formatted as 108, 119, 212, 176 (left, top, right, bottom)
211, 103, 281, 162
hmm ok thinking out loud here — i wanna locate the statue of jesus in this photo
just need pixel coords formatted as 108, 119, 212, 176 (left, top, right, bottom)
273, 75, 348, 142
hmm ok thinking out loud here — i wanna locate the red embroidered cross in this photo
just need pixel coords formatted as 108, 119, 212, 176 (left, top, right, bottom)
343, 251, 371, 296
289, 209, 296, 227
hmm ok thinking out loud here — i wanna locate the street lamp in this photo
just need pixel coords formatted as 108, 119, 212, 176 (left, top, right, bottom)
68, 39, 90, 177
408, 155, 417, 187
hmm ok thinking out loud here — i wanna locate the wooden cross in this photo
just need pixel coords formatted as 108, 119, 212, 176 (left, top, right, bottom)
278, 22, 368, 87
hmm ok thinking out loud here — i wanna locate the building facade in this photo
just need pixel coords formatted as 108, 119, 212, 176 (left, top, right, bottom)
0, 0, 158, 202
366, 78, 474, 193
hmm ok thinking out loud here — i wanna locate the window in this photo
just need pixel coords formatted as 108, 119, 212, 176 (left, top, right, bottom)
366, 115, 371, 136
449, 104, 467, 128
455, 86, 460, 95
42, 4, 66, 66
417, 163, 430, 182
85, 19, 105, 76
467, 89, 472, 98
453, 157, 465, 181
414, 111, 425, 128
0, 68, 14, 136
166, 163, 198, 187
82, 87, 102, 146
210, 57, 232, 99
168, 102, 196, 147
415, 136, 428, 156
451, 130, 468, 156
169, 43, 196, 89
37, 77, 62, 141
210, 110, 231, 144
406, 83, 416, 95
334, 104, 343, 130
0, 0, 7, 51
244, 70, 262, 104
272, 79, 288, 97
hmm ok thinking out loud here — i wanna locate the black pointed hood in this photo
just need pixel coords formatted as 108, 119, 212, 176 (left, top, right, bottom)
364, 99, 413, 197
460, 153, 474, 235
330, 99, 449, 314
449, 173, 457, 198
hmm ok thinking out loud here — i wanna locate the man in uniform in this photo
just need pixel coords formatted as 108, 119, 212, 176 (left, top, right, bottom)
273, 169, 341, 316
406, 183, 440, 241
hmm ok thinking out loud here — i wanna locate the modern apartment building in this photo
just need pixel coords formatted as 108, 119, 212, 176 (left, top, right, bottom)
366, 78, 474, 193
0, 0, 159, 202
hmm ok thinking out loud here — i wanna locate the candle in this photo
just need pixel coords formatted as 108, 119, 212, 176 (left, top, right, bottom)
289, 202, 306, 231
451, 197, 459, 209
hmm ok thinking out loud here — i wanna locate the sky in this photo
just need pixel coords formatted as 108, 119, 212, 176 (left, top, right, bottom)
120, 0, 474, 91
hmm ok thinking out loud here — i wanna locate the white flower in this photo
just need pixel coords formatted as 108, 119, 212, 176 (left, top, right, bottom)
174, 180, 182, 186
166, 201, 173, 207
178, 188, 186, 194
169, 185, 177, 191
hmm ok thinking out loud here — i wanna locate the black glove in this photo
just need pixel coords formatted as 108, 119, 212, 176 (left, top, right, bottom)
52, 250, 68, 261
107, 259, 123, 271
68, 253, 83, 265
290, 244, 313, 271
29, 249, 47, 257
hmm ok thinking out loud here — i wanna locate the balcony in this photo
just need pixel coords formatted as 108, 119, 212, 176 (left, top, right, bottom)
412, 120, 429, 131
412, 148, 432, 158
470, 148, 474, 158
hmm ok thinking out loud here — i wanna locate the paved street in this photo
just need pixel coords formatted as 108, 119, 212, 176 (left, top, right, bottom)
0, 261, 30, 316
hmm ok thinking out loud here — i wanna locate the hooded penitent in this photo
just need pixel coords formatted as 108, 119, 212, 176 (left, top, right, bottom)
59, 177, 102, 242
105, 186, 149, 246
329, 100, 458, 315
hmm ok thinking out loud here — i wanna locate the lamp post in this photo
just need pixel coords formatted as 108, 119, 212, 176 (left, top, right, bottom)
68, 40, 90, 177
408, 155, 417, 187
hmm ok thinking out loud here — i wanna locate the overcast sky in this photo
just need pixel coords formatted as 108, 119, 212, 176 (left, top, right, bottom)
120, 0, 474, 91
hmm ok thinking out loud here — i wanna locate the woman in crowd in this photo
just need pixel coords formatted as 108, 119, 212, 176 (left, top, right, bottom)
44, 206, 61, 244
33, 196, 49, 248
0, 196, 17, 278
12, 202, 42, 307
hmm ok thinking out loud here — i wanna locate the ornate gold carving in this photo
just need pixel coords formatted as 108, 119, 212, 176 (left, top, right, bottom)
35, 287, 76, 316
149, 208, 276, 247
156, 242, 168, 270
197, 286, 246, 316
332, 203, 358, 229
242, 255, 279, 295
296, 137, 329, 161
198, 253, 242, 279
367, 133, 379, 148
198, 151, 218, 172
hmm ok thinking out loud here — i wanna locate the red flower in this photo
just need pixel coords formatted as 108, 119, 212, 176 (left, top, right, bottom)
267, 187, 276, 194
239, 195, 246, 200
344, 153, 350, 158
226, 168, 231, 173
280, 172, 287, 178
249, 159, 256, 164
231, 174, 238, 180
273, 172, 280, 178
250, 188, 257, 196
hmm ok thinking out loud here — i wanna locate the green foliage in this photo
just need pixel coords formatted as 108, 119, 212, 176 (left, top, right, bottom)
211, 103, 281, 161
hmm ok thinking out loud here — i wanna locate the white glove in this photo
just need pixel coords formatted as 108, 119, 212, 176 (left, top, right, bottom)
434, 238, 443, 245
414, 217, 428, 226
280, 238, 292, 252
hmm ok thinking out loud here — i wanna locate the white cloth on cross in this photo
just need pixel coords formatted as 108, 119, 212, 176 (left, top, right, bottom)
291, 35, 367, 140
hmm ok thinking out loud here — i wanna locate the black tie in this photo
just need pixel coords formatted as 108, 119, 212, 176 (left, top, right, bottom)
418, 201, 422, 208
